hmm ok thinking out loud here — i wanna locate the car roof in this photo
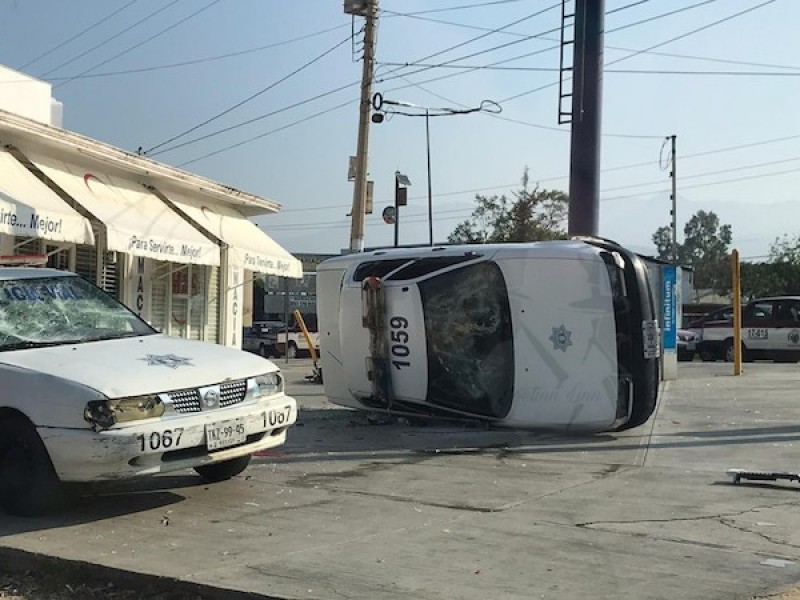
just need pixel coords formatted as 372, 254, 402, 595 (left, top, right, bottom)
0, 267, 75, 281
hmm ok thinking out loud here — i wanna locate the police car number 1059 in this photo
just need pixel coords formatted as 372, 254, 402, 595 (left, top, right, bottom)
390, 315, 411, 370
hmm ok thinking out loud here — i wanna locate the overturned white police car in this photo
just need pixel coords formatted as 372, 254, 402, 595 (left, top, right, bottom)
0, 267, 296, 516
317, 238, 660, 433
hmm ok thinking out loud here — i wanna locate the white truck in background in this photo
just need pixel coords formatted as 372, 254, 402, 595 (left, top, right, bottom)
275, 311, 320, 358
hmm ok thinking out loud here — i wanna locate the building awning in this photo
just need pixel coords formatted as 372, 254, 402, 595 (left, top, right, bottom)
28, 154, 220, 267
0, 150, 94, 245
160, 191, 302, 278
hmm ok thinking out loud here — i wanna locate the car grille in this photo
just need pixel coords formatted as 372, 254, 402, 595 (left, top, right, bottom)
219, 380, 247, 407
167, 379, 248, 413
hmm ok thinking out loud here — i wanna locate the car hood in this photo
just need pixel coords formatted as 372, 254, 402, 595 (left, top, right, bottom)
0, 334, 278, 398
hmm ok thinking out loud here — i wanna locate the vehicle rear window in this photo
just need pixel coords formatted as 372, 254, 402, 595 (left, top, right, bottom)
418, 261, 513, 419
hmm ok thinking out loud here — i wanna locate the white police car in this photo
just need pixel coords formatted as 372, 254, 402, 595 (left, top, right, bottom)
0, 267, 297, 516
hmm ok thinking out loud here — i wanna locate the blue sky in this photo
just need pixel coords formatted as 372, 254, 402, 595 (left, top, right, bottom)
1, 0, 798, 260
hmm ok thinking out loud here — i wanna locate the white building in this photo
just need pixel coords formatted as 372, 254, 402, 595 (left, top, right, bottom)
0, 66, 302, 348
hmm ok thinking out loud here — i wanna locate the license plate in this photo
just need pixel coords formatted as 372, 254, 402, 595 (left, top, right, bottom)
206, 417, 246, 451
642, 320, 660, 359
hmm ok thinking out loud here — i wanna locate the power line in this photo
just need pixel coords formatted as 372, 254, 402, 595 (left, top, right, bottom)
177, 99, 358, 167
376, 3, 562, 85
267, 163, 800, 230
119, 1, 671, 159
20, 0, 141, 70
379, 62, 800, 77
379, 1, 725, 105
144, 34, 353, 156
383, 4, 800, 73
40, 0, 183, 78
499, 0, 774, 104
54, 0, 223, 89
270, 136, 800, 224
383, 0, 534, 16
155, 0, 773, 165
601, 155, 800, 194
36, 24, 351, 82
151, 80, 360, 157
605, 0, 776, 69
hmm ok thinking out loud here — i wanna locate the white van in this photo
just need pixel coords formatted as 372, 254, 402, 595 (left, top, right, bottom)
317, 238, 660, 432
0, 268, 297, 516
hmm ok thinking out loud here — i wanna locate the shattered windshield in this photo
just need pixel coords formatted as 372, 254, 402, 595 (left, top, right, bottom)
0, 275, 155, 351
418, 260, 514, 418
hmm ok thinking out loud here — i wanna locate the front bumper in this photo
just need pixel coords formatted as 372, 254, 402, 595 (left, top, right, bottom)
38, 394, 297, 482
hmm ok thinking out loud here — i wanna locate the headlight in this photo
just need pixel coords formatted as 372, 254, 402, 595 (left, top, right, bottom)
254, 372, 283, 397
84, 395, 165, 429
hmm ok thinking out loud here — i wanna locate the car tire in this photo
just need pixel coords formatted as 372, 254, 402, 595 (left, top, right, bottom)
287, 342, 298, 359
194, 455, 252, 483
723, 339, 749, 363
0, 416, 63, 517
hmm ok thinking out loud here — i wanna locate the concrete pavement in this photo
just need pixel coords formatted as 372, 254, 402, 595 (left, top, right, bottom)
3, 360, 800, 599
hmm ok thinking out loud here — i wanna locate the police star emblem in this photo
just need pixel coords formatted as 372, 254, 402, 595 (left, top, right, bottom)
141, 354, 194, 369
549, 324, 573, 352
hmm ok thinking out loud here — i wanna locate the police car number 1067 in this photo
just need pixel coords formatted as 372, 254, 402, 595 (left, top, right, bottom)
390, 315, 411, 370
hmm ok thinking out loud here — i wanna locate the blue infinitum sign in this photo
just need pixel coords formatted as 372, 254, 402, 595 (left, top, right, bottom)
662, 265, 677, 351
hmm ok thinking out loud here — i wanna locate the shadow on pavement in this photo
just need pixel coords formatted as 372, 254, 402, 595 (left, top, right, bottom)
0, 475, 204, 536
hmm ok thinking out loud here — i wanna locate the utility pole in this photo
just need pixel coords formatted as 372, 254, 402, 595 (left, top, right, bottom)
567, 0, 605, 237
346, 0, 379, 253
669, 134, 678, 264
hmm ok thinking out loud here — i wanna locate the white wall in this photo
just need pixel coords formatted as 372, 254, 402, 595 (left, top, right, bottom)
0, 64, 58, 125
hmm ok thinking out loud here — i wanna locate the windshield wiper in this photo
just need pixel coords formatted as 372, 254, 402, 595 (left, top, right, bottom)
0, 339, 86, 352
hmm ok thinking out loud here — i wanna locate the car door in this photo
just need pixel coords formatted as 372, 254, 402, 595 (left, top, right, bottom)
773, 299, 800, 352
742, 300, 776, 352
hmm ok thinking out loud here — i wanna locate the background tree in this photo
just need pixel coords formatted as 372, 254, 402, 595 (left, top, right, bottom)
449, 168, 568, 244
651, 209, 732, 295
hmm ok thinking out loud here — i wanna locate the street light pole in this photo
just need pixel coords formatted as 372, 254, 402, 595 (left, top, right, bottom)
371, 95, 500, 248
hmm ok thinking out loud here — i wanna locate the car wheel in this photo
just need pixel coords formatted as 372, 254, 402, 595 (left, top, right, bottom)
723, 339, 749, 363
287, 342, 298, 359
0, 416, 63, 517
194, 455, 252, 483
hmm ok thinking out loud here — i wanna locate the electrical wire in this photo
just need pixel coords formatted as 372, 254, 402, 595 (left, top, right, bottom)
378, 63, 800, 76
383, 5, 800, 73
151, 80, 360, 157
40, 0, 183, 77
375, 2, 561, 85
20, 0, 141, 70
268, 138, 800, 225
498, 0, 774, 104
54, 0, 223, 89
144, 33, 353, 156
384, 0, 535, 16
38, 24, 351, 82
177, 99, 358, 167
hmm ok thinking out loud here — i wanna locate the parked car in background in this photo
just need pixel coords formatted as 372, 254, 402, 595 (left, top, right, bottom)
275, 313, 320, 358
242, 320, 284, 358
677, 329, 699, 361
688, 296, 800, 363
0, 268, 297, 516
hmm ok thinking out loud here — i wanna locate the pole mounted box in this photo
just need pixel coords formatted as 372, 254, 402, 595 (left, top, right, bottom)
344, 0, 369, 16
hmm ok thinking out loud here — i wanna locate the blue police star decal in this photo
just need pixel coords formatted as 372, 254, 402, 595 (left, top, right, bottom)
140, 354, 194, 369
549, 324, 573, 352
